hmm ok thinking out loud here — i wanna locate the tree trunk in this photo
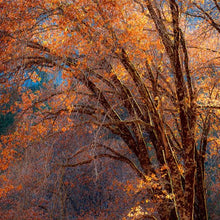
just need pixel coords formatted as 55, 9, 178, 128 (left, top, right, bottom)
194, 150, 208, 220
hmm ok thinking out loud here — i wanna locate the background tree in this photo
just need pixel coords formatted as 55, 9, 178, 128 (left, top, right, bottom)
0, 0, 219, 219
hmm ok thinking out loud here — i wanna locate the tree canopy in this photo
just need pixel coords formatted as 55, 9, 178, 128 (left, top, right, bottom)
0, 0, 219, 219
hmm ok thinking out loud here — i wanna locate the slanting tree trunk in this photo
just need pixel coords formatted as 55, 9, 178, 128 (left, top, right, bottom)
145, 0, 197, 218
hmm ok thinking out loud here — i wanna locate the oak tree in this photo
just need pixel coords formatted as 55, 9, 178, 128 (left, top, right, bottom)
0, 0, 219, 219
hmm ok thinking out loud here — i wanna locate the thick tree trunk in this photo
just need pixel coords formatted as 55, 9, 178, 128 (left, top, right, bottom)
194, 150, 208, 220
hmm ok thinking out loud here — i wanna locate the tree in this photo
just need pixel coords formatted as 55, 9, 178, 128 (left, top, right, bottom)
0, 0, 219, 219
